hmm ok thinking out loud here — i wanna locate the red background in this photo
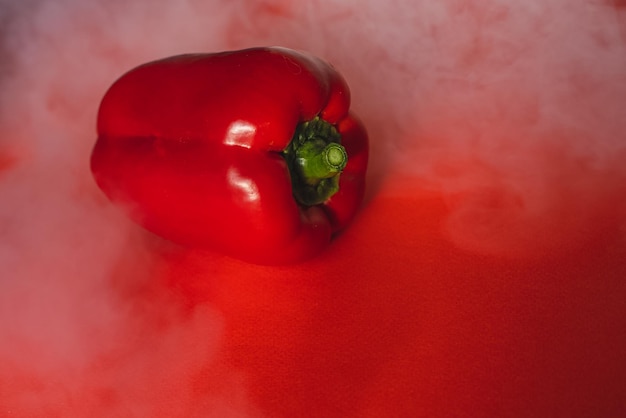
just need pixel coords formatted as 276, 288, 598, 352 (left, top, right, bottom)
1, 0, 625, 417
154, 183, 626, 417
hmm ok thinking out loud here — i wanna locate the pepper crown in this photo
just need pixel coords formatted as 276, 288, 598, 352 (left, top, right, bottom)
283, 117, 347, 206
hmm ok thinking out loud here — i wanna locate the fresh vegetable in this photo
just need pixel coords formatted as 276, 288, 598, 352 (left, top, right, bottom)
91, 47, 368, 264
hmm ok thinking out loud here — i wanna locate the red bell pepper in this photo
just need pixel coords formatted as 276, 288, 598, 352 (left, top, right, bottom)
91, 47, 368, 264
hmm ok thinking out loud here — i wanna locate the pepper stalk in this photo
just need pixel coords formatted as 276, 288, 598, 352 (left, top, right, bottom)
283, 117, 348, 206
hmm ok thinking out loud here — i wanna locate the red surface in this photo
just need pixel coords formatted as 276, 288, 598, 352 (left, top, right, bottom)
156, 181, 626, 417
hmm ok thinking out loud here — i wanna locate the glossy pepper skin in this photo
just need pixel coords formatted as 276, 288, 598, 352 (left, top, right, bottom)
91, 47, 368, 264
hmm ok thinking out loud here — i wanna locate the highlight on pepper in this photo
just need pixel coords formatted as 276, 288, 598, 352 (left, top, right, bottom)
91, 47, 369, 264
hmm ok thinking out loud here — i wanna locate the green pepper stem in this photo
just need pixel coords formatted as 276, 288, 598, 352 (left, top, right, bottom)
283, 117, 348, 206
296, 141, 347, 185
